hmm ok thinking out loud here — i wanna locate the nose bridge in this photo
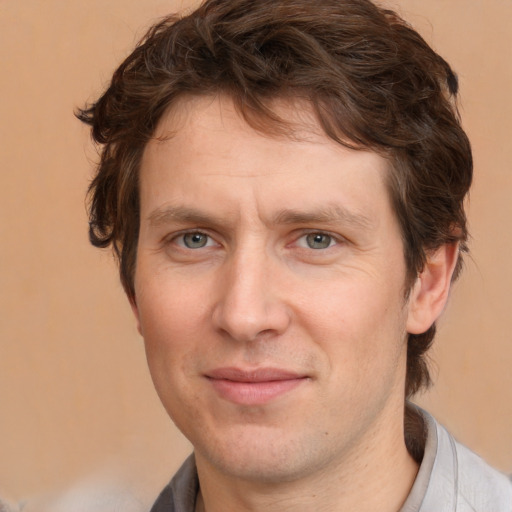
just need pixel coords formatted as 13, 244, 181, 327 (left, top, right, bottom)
212, 241, 289, 342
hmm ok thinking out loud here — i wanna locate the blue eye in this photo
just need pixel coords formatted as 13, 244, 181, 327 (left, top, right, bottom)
182, 232, 210, 248
304, 233, 335, 249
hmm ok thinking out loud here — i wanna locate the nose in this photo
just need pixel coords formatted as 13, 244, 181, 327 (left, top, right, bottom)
212, 250, 291, 342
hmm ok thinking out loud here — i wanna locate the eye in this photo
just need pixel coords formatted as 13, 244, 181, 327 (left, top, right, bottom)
298, 232, 337, 250
179, 232, 214, 249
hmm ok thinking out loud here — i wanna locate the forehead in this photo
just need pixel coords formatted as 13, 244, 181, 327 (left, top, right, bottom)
145, 93, 390, 171
150, 93, 340, 149
140, 94, 393, 228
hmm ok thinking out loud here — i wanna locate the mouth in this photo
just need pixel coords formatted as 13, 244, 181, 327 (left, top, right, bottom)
205, 367, 309, 405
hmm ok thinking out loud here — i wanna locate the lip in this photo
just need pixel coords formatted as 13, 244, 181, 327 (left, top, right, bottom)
205, 367, 308, 405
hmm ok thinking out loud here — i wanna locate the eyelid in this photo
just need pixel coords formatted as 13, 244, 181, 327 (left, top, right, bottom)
292, 229, 345, 247
165, 229, 220, 249
162, 228, 346, 250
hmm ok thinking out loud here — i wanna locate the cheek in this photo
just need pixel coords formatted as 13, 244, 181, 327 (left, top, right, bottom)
137, 294, 208, 429
136, 264, 209, 339
134, 274, 205, 382
300, 278, 408, 376
140, 306, 200, 369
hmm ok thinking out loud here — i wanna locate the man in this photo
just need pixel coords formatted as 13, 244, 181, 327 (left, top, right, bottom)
78, 0, 512, 510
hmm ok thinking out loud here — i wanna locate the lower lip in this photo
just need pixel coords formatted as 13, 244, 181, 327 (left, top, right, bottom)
208, 378, 306, 405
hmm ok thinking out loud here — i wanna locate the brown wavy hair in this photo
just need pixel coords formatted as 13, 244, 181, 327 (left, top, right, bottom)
77, 0, 472, 398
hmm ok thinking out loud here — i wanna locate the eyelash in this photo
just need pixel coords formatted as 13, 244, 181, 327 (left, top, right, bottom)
171, 231, 218, 249
166, 229, 343, 252
295, 231, 340, 250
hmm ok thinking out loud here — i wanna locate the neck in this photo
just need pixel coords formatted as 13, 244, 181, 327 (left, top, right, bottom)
195, 407, 419, 512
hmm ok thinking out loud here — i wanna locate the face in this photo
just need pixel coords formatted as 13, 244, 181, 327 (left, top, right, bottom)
133, 95, 414, 484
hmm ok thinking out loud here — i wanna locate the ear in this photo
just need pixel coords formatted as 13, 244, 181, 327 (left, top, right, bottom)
129, 294, 143, 336
406, 243, 459, 334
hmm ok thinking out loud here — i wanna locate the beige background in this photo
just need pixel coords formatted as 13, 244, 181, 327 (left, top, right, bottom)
1, 0, 511, 507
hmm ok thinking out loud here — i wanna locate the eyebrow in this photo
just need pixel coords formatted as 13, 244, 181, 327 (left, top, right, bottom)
147, 203, 374, 231
148, 206, 224, 230
271, 205, 374, 231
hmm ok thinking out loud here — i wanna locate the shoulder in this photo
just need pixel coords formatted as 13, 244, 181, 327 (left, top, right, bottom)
448, 428, 512, 511
420, 408, 512, 512
149, 455, 198, 512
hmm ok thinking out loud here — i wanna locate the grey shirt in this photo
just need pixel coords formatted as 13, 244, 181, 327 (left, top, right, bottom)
400, 408, 512, 511
150, 408, 512, 512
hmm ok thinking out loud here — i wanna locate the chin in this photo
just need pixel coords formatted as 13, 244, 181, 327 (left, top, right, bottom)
193, 425, 333, 484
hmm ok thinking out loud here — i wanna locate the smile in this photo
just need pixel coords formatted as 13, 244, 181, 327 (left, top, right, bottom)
205, 367, 309, 405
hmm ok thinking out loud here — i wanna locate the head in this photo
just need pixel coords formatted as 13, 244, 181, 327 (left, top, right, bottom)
78, 0, 471, 399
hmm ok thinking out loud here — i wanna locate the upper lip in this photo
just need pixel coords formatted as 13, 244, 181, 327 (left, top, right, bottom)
206, 367, 306, 382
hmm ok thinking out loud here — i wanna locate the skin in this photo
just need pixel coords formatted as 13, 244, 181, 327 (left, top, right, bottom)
132, 95, 457, 512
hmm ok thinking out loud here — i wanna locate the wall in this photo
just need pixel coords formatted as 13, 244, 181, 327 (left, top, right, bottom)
0, 0, 511, 507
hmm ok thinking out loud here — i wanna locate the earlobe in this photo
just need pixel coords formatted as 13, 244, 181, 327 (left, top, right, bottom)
129, 294, 143, 336
406, 243, 459, 335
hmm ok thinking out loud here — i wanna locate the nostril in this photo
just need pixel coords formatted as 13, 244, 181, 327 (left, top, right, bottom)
212, 298, 291, 343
